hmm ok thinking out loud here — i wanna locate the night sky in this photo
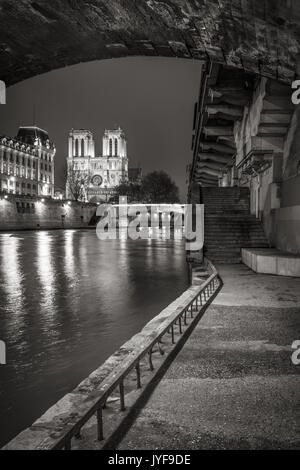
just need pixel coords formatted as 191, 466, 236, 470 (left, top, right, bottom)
0, 57, 201, 201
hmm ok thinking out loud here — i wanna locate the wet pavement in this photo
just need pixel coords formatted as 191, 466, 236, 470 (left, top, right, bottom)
118, 264, 300, 450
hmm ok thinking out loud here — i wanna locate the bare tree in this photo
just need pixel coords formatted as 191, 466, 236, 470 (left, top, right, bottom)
66, 167, 91, 202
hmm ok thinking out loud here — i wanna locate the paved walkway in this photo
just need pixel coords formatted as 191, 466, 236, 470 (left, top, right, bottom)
119, 264, 300, 450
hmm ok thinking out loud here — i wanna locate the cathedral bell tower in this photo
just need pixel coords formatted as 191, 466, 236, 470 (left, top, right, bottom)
102, 127, 127, 158
68, 129, 95, 159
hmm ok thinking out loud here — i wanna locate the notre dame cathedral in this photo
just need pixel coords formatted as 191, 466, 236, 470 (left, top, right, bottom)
66, 127, 140, 202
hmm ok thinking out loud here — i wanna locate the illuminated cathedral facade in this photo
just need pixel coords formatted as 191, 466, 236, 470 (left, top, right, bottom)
66, 127, 129, 202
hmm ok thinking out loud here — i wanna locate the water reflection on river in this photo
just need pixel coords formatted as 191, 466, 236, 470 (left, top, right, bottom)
0, 230, 188, 447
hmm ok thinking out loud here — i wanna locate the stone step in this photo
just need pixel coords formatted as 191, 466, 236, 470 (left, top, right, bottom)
211, 259, 241, 262
204, 232, 266, 235
203, 197, 249, 200
202, 188, 250, 193
204, 228, 266, 232
258, 124, 289, 136
205, 240, 268, 244
205, 218, 263, 222
205, 241, 269, 245
205, 225, 266, 229
204, 201, 249, 204
203, 194, 249, 197
205, 238, 268, 242
203, 208, 249, 211
205, 226, 265, 229
205, 237, 267, 241
204, 220, 265, 224
205, 212, 258, 215
260, 113, 292, 124
205, 226, 257, 229
263, 96, 295, 112
204, 224, 264, 227
266, 81, 291, 97
205, 238, 267, 242
202, 186, 268, 264
204, 209, 250, 212
203, 201, 249, 204
205, 216, 261, 218
206, 253, 241, 258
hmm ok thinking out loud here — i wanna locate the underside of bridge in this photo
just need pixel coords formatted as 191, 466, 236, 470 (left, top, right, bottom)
0, 0, 300, 86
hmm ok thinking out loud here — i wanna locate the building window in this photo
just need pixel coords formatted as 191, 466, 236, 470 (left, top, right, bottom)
115, 139, 118, 156
109, 139, 112, 156
16, 202, 21, 213
81, 138, 85, 157
75, 139, 79, 157
3, 151, 7, 161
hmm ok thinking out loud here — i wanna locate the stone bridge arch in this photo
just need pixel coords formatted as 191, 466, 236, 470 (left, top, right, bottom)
0, 0, 299, 86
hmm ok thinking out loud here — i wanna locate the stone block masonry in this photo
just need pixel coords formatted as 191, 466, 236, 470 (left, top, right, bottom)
0, 194, 97, 231
242, 248, 300, 277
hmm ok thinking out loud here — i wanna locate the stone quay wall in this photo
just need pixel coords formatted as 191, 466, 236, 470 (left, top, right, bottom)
0, 194, 97, 231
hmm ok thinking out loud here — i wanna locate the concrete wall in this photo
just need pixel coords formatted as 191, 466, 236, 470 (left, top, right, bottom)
282, 106, 300, 179
0, 195, 97, 231
274, 205, 300, 254
277, 106, 300, 254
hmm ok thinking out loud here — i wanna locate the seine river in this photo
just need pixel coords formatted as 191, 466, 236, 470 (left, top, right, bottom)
0, 229, 189, 447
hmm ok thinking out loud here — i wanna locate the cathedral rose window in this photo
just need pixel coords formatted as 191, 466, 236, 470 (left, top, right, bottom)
92, 175, 103, 186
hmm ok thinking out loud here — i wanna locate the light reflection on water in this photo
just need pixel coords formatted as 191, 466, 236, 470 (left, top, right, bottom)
0, 229, 188, 447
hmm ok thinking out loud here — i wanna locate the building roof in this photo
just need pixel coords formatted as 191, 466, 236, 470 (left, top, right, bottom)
17, 126, 52, 147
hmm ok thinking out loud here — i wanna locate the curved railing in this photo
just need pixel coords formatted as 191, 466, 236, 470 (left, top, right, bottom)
4, 260, 221, 450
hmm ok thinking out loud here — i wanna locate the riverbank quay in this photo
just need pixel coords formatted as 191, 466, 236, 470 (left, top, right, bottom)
0, 193, 96, 230
3, 261, 221, 450
118, 264, 300, 450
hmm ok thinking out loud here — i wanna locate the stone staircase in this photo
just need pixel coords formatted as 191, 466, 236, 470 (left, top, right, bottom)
202, 187, 269, 264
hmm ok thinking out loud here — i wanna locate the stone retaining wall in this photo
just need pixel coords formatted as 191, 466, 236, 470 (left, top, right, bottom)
0, 194, 97, 231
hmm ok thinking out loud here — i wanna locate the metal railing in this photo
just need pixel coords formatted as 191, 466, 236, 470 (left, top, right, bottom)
5, 261, 221, 450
